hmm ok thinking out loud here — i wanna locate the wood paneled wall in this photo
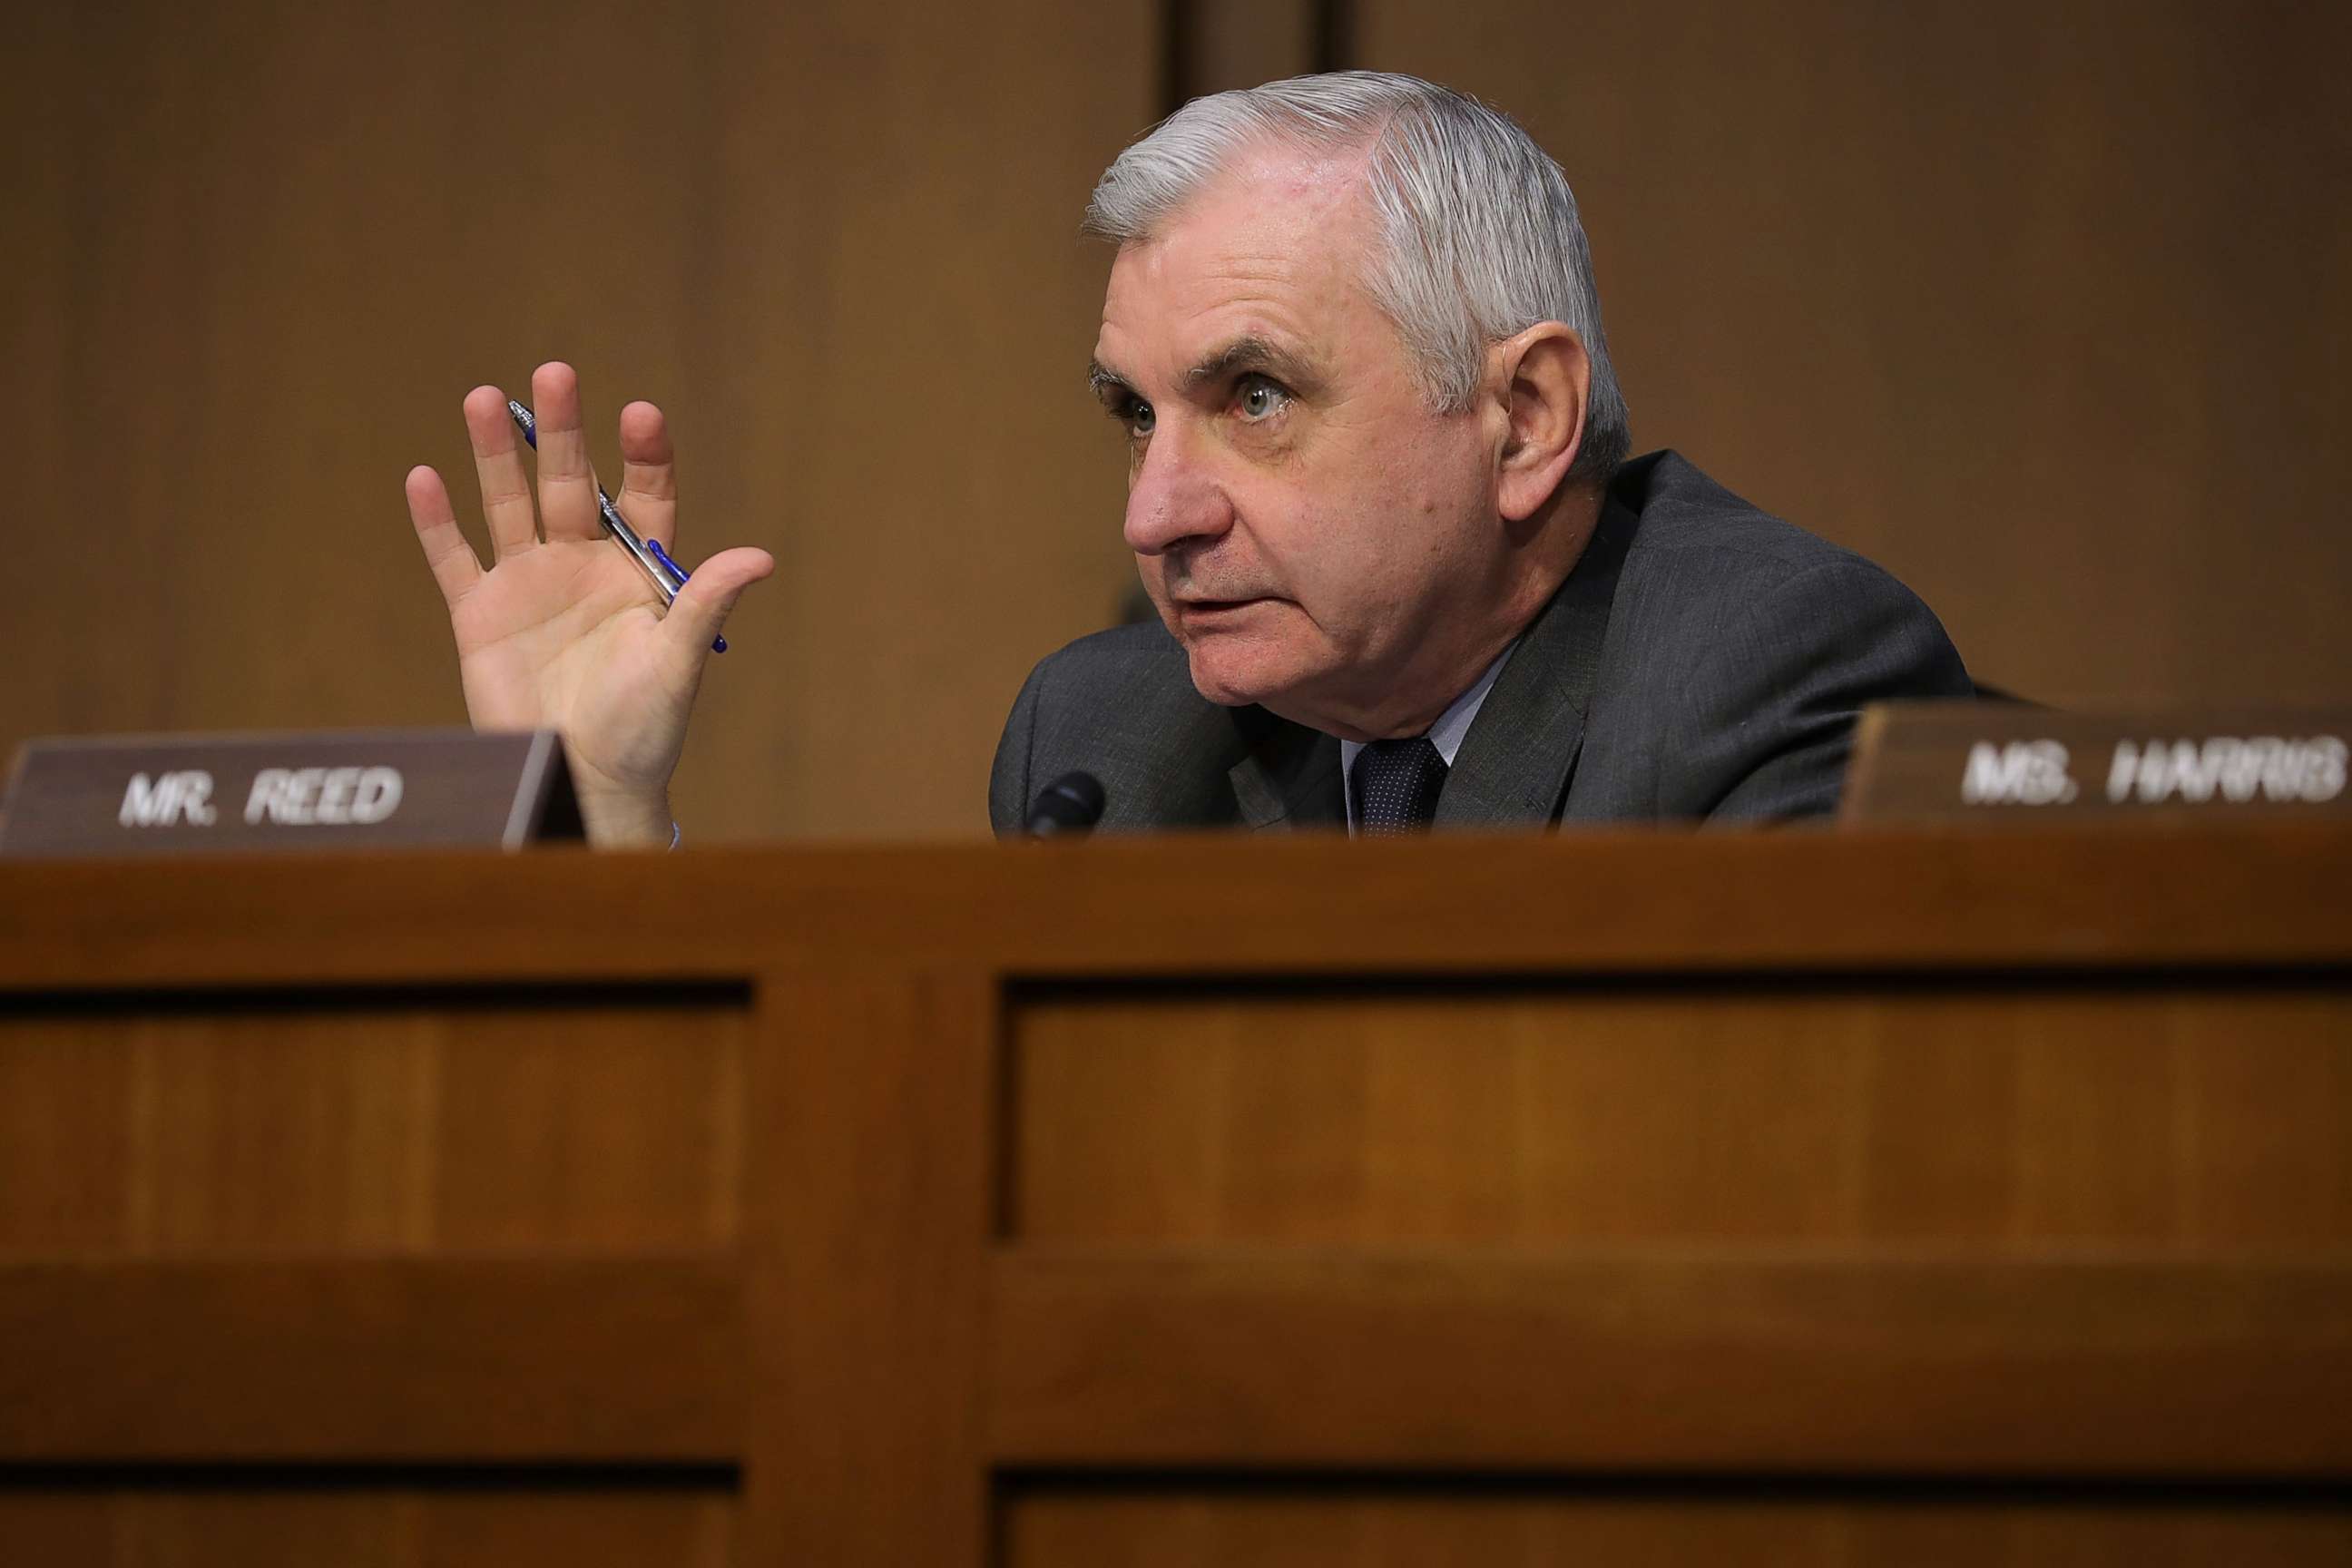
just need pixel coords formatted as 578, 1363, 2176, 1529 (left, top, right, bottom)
4, 3, 2344, 841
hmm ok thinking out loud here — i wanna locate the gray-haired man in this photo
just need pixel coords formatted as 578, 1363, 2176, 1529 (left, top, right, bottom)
988, 72, 1968, 832
406, 72, 1966, 843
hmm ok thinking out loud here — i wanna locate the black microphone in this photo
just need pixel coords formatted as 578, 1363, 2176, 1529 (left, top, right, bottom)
1024, 771, 1105, 837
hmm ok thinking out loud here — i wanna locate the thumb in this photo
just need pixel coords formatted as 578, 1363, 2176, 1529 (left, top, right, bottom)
663, 545, 776, 655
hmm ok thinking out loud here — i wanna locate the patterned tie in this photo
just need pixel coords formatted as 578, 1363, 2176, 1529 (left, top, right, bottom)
1353, 736, 1449, 834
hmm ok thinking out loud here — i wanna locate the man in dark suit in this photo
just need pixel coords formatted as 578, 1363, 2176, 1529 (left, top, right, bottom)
993, 451, 1968, 832
991, 73, 1966, 834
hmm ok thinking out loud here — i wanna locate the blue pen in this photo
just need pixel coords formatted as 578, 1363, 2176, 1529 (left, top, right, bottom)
507, 399, 726, 654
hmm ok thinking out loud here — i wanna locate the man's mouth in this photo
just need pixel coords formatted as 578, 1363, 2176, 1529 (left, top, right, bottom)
1174, 597, 1270, 622
1175, 592, 1272, 609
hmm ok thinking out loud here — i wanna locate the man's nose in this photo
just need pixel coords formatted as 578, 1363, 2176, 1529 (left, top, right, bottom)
1122, 423, 1235, 556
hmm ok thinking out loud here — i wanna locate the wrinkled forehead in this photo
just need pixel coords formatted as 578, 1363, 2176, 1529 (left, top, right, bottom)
1093, 149, 1384, 379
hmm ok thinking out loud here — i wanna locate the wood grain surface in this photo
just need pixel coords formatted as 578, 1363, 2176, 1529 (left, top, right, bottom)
1, 829, 2345, 1563
988, 1249, 2352, 1474
2, 824, 2347, 989
743, 965, 999, 1564
0, 994, 746, 1255
0, 1491, 735, 1568
1002, 1487, 2352, 1568
1008, 985, 2348, 1246
0, 1256, 740, 1460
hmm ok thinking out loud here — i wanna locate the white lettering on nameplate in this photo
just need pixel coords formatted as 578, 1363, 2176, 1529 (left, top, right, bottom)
1960, 740, 2079, 805
2105, 736, 2347, 805
243, 767, 406, 826
119, 770, 220, 827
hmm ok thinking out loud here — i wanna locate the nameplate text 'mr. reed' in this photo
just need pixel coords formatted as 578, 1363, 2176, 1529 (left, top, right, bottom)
0, 730, 583, 858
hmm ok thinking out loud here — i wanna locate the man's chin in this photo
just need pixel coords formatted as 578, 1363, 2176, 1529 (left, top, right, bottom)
1181, 642, 1313, 710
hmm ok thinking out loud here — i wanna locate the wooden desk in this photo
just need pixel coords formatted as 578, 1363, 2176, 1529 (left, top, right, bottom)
1, 827, 2346, 1563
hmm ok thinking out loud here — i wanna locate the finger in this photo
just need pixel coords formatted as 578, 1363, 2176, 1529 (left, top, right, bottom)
662, 545, 775, 658
529, 361, 603, 544
405, 464, 484, 610
613, 400, 678, 549
463, 385, 540, 560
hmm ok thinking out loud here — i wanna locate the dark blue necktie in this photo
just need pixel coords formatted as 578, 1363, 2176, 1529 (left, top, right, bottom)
1353, 736, 1448, 834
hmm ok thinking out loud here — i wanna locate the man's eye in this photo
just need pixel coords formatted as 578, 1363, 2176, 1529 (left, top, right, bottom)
1237, 377, 1289, 421
1123, 399, 1155, 437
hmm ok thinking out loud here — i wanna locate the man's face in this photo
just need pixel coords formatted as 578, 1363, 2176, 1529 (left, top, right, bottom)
1089, 149, 1509, 740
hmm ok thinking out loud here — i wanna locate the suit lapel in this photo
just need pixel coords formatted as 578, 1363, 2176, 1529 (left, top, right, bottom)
1436, 494, 1639, 828
1228, 709, 1344, 830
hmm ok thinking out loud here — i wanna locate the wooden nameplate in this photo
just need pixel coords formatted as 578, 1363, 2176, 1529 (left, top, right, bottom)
0, 730, 584, 858
1843, 702, 2349, 823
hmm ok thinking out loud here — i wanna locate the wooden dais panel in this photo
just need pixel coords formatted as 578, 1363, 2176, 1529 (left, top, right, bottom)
1007, 983, 2351, 1246
0, 989, 747, 1255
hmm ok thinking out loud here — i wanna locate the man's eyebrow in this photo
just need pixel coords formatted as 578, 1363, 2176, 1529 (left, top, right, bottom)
1181, 335, 1319, 392
1086, 360, 1132, 404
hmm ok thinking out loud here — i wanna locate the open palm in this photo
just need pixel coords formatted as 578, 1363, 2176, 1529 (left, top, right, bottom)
405, 362, 771, 846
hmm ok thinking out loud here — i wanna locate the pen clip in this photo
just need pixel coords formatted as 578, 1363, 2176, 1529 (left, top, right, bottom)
644, 539, 725, 655
644, 537, 686, 585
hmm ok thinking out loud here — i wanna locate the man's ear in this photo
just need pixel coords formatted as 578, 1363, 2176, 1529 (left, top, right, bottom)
1491, 322, 1591, 523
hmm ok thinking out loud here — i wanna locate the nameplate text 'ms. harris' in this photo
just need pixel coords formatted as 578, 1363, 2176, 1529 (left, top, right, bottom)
1841, 703, 2350, 824
0, 730, 583, 858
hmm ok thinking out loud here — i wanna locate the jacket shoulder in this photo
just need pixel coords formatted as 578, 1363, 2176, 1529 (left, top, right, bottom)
989, 620, 1250, 834
1579, 453, 1974, 819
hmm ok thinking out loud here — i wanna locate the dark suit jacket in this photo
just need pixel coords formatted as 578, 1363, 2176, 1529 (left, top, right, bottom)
990, 451, 1972, 834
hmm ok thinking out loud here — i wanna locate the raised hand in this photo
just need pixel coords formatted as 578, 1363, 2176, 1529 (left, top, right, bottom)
404, 361, 772, 847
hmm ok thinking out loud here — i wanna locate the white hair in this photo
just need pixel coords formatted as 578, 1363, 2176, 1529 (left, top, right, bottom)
1084, 71, 1632, 482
